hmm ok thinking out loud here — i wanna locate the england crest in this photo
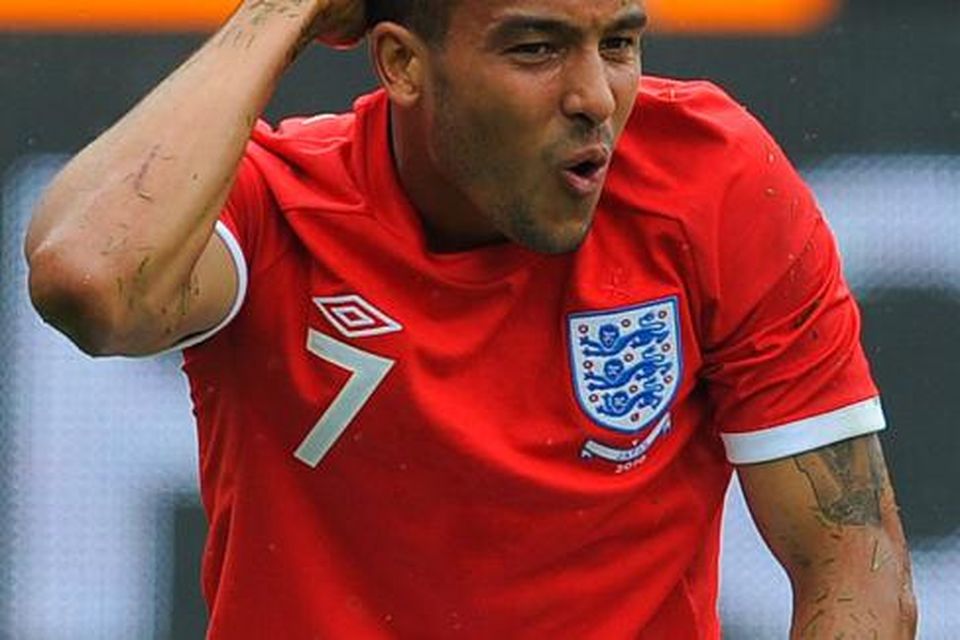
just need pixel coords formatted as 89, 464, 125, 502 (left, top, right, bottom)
568, 297, 682, 435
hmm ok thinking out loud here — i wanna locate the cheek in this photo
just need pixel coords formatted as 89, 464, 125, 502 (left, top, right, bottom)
477, 100, 548, 149
612, 70, 642, 127
463, 72, 557, 134
432, 74, 562, 189
462, 103, 548, 175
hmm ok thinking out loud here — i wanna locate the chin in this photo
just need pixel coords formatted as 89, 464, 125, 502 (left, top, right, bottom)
493, 193, 596, 254
510, 221, 592, 255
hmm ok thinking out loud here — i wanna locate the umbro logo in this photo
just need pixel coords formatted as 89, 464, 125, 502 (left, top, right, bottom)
313, 295, 403, 339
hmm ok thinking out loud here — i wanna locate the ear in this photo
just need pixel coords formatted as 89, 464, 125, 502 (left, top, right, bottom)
369, 23, 428, 108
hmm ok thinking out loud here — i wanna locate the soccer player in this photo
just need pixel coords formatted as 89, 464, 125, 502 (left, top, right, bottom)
24, 0, 917, 637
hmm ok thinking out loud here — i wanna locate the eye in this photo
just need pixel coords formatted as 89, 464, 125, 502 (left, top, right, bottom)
506, 41, 560, 63
601, 36, 641, 59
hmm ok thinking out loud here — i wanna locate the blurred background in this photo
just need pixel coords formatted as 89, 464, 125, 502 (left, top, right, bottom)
1, 0, 958, 637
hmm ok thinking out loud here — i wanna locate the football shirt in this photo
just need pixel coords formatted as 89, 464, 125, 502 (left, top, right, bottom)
182, 77, 883, 638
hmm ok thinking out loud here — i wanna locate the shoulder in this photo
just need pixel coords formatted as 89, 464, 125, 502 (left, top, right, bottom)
603, 77, 826, 332
636, 75, 757, 139
609, 76, 781, 212
241, 90, 389, 214
252, 109, 357, 160
610, 75, 821, 249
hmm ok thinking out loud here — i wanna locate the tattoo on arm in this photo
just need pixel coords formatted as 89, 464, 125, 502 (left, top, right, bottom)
217, 0, 310, 51
246, 0, 311, 30
794, 437, 885, 526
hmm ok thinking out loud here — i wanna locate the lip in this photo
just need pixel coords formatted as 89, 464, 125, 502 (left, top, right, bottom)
560, 147, 612, 197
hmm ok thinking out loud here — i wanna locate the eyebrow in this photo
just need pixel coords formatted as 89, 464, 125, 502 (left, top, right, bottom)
608, 10, 649, 33
488, 9, 649, 44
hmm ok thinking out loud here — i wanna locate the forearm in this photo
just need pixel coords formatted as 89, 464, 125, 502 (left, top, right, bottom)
25, 0, 326, 351
788, 437, 917, 638
789, 526, 916, 638
739, 434, 917, 639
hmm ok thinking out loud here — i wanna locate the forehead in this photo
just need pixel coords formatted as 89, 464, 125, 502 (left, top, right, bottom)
450, 0, 645, 31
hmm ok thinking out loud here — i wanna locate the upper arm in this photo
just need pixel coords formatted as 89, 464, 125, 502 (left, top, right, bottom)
737, 434, 916, 636
130, 155, 267, 356
26, 150, 264, 357
152, 225, 243, 354
26, 204, 245, 358
688, 97, 916, 635
694, 112, 881, 452
739, 433, 892, 570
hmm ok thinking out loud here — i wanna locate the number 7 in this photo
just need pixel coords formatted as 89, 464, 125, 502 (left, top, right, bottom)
294, 329, 395, 468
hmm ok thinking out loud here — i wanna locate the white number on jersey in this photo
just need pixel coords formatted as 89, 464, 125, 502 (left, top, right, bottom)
294, 329, 395, 468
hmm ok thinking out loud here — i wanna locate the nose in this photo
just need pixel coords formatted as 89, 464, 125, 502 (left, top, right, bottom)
560, 51, 617, 127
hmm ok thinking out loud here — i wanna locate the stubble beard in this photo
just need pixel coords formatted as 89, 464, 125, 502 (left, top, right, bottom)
430, 72, 590, 255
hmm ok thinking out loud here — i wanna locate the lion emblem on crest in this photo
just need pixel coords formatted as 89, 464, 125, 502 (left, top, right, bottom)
568, 297, 682, 437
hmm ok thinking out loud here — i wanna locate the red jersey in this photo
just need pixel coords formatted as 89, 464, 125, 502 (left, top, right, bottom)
182, 77, 884, 638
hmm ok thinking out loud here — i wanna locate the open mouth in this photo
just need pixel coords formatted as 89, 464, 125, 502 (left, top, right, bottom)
561, 150, 610, 197
567, 160, 604, 179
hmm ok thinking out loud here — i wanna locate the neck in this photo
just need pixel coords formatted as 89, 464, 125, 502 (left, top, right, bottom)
390, 106, 504, 253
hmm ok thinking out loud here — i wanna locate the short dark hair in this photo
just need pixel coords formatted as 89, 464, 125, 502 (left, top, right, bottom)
365, 0, 457, 44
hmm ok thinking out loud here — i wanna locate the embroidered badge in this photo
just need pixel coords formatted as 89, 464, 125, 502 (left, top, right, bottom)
313, 295, 403, 339
568, 297, 682, 463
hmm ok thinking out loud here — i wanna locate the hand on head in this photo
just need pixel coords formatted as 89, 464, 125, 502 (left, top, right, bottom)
308, 0, 368, 47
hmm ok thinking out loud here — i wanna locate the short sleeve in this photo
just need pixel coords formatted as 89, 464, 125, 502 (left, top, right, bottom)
220, 152, 274, 266
698, 125, 884, 464
173, 153, 272, 351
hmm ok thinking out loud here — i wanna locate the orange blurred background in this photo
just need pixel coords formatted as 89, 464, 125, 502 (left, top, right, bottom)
0, 0, 841, 34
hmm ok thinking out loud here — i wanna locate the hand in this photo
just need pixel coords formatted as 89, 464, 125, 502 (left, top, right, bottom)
308, 0, 368, 47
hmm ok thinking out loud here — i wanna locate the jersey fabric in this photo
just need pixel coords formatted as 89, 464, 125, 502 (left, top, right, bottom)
182, 77, 884, 639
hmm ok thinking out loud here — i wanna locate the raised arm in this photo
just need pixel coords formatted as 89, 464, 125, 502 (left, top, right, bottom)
24, 0, 365, 356
738, 433, 917, 638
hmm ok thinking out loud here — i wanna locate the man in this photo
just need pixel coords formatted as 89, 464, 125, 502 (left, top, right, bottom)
24, 0, 917, 637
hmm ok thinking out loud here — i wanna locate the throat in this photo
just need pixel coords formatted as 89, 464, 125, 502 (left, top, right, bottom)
391, 111, 504, 254
419, 208, 508, 254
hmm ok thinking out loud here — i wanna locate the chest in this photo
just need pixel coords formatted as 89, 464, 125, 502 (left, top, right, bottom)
232, 213, 704, 478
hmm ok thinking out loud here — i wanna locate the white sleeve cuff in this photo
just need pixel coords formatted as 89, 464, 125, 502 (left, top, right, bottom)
721, 397, 887, 464
166, 220, 249, 353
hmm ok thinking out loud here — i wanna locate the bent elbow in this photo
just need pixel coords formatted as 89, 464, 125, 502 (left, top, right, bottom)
26, 242, 130, 357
